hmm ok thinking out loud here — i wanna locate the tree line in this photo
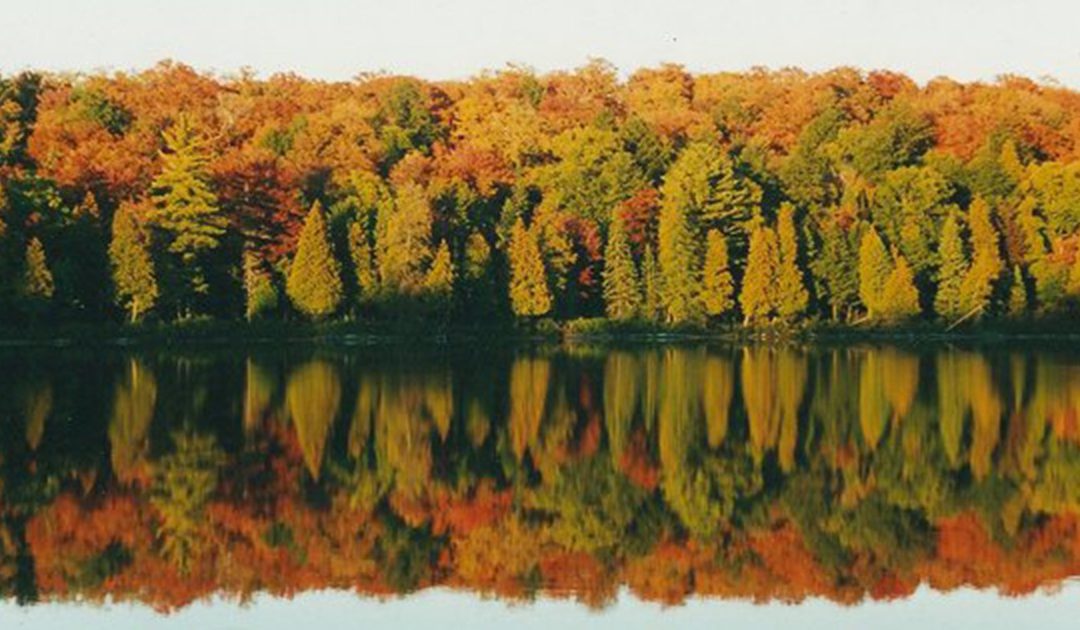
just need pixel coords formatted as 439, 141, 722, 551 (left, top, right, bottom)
2, 62, 1080, 327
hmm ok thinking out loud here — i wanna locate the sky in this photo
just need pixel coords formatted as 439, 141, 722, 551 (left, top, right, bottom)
2, 585, 1080, 630
2, 0, 1080, 87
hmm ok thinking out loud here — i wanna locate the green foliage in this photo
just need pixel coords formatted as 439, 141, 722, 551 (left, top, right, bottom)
775, 204, 809, 321
958, 197, 1003, 316
287, 202, 343, 319
348, 219, 378, 305
740, 225, 780, 325
858, 226, 892, 318
880, 253, 921, 321
508, 219, 551, 318
602, 213, 641, 320
151, 429, 225, 574
810, 216, 859, 321
109, 209, 158, 322
934, 213, 968, 320
700, 229, 734, 317
640, 244, 662, 322
379, 184, 432, 294
243, 251, 278, 321
22, 236, 54, 301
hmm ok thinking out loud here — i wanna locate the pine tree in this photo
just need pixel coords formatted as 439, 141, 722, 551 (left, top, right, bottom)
700, 229, 734, 318
109, 208, 158, 322
244, 250, 277, 321
286, 202, 343, 319
811, 217, 859, 321
508, 219, 551, 318
858, 226, 892, 319
740, 226, 780, 325
880, 252, 921, 321
23, 237, 54, 300
934, 212, 968, 320
602, 213, 641, 320
149, 115, 226, 306
423, 240, 454, 301
775, 203, 809, 321
658, 189, 699, 323
959, 197, 1003, 316
348, 220, 378, 304
641, 244, 662, 322
1008, 265, 1028, 316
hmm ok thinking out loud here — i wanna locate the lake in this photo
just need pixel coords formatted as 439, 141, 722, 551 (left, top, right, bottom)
1, 340, 1079, 628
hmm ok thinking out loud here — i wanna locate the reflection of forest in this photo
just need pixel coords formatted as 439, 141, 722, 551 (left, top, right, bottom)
2, 344, 1080, 610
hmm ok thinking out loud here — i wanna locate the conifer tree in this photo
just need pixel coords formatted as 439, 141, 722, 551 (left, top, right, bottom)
286, 202, 343, 319
858, 226, 892, 318
149, 115, 226, 307
880, 252, 921, 321
811, 218, 859, 321
379, 184, 432, 294
641, 244, 662, 322
775, 203, 809, 321
244, 251, 277, 321
740, 226, 780, 325
602, 213, 641, 320
1008, 265, 1028, 316
658, 190, 699, 323
23, 237, 54, 300
348, 220, 378, 304
508, 219, 551, 318
109, 208, 158, 322
934, 212, 968, 320
701, 229, 734, 318
423, 241, 454, 301
959, 197, 1003, 316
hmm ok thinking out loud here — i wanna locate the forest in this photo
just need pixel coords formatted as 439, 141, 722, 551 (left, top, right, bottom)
2, 61, 1080, 328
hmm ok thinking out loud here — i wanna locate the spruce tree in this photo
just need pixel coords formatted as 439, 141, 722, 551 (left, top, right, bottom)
658, 186, 699, 323
641, 244, 662, 322
959, 197, 1003, 316
880, 252, 921, 321
109, 208, 158, 322
1008, 265, 1028, 316
740, 226, 780, 325
934, 212, 968, 320
286, 202, 343, 319
149, 115, 226, 308
508, 219, 551, 318
602, 213, 641, 320
348, 220, 378, 304
23, 237, 54, 300
775, 203, 809, 321
858, 226, 892, 319
701, 229, 734, 318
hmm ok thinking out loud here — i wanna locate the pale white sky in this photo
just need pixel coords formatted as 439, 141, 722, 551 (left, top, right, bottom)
2, 0, 1079, 86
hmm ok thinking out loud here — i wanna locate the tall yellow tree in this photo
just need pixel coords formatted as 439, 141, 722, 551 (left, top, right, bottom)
287, 201, 343, 319
775, 203, 809, 321
508, 219, 551, 318
701, 229, 734, 318
858, 226, 892, 319
109, 208, 158, 322
740, 225, 779, 325
603, 212, 641, 320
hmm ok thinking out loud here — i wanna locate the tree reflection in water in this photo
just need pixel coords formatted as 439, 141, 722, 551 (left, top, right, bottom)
1, 343, 1080, 610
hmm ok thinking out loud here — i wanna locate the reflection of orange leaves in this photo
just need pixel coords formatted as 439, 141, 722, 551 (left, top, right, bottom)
619, 430, 660, 490
749, 524, 831, 601
389, 491, 432, 528
539, 550, 616, 607
430, 483, 513, 536
624, 540, 695, 605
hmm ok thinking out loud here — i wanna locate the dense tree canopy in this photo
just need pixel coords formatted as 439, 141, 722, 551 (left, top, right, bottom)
3, 61, 1080, 326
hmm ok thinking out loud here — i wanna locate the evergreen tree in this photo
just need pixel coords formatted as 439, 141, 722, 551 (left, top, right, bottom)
508, 219, 551, 318
22, 237, 54, 300
959, 197, 1003, 316
348, 220, 378, 304
1008, 265, 1028, 316
858, 226, 892, 318
602, 213, 641, 320
775, 203, 809, 321
811, 217, 859, 321
740, 226, 780, 325
149, 115, 226, 308
658, 193, 699, 323
109, 208, 158, 322
934, 212, 968, 320
286, 202, 343, 319
700, 229, 734, 318
423, 240, 455, 310
880, 252, 921, 321
641, 244, 662, 322
244, 251, 278, 321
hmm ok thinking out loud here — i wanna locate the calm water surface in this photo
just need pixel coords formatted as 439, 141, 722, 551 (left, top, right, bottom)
1, 341, 1080, 627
